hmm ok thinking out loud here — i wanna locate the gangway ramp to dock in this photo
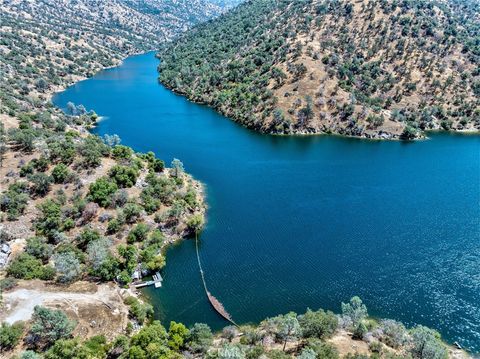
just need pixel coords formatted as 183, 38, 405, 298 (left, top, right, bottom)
195, 234, 237, 326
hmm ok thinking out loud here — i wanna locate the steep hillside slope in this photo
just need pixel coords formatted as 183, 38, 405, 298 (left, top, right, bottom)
0, 0, 232, 109
159, 0, 480, 139
0, 2, 209, 354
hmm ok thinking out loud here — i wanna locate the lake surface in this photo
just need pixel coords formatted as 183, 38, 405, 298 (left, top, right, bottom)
54, 52, 480, 352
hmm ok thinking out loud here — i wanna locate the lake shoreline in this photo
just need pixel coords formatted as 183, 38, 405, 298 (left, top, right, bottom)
49, 50, 155, 104
159, 76, 479, 142
53, 52, 480, 354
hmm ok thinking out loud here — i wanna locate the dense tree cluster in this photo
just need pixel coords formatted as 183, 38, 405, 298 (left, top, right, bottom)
0, 298, 451, 359
2, 134, 203, 285
1, 54, 204, 288
159, 0, 479, 139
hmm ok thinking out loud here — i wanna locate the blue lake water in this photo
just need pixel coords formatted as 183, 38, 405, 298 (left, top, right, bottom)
54, 52, 480, 352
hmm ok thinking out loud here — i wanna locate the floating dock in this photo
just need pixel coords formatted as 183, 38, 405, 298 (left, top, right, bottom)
134, 272, 163, 288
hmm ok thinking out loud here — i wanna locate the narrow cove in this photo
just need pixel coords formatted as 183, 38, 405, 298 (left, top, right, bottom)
53, 52, 480, 352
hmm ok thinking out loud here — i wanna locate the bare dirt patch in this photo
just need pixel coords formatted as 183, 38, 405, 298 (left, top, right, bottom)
327, 330, 370, 357
0, 280, 130, 341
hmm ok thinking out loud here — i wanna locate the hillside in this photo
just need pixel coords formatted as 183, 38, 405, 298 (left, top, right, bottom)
159, 0, 480, 139
0, 0, 236, 110
0, 0, 209, 354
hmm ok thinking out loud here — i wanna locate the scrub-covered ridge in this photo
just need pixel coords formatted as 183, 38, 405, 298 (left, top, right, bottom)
159, 0, 480, 139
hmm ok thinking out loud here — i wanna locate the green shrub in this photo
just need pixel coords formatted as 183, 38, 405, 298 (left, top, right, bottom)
113, 189, 129, 207
19, 162, 35, 177
187, 214, 204, 234
0, 182, 30, 220
152, 159, 165, 173
299, 308, 338, 339
25, 236, 53, 263
0, 278, 18, 291
400, 125, 417, 140
410, 326, 447, 359
379, 319, 408, 348
167, 200, 185, 221
39, 266, 56, 280
19, 351, 40, 359
34, 199, 62, 239
305, 339, 339, 359
51, 164, 69, 183
76, 228, 101, 249
143, 173, 176, 205
8, 128, 35, 152
246, 345, 265, 359
122, 203, 142, 224
369, 341, 383, 354
117, 270, 132, 285
109, 165, 138, 188
352, 322, 367, 340
55, 243, 85, 262
26, 306, 76, 349
168, 321, 189, 351
187, 323, 213, 354
7, 253, 54, 280
141, 247, 166, 272
148, 230, 165, 245
28, 173, 53, 197
183, 187, 198, 208
128, 321, 169, 357
239, 326, 261, 346
54, 190, 67, 206
297, 348, 317, 359
89, 253, 119, 281
124, 296, 154, 324
109, 336, 129, 357
83, 335, 108, 357
53, 251, 82, 283
266, 350, 290, 359
62, 218, 75, 231
140, 191, 161, 214
112, 145, 133, 161
0, 322, 25, 352
32, 157, 50, 172
118, 245, 138, 275
78, 135, 109, 168
44, 338, 90, 359
47, 137, 75, 165
106, 218, 122, 234
88, 177, 118, 207
127, 223, 150, 243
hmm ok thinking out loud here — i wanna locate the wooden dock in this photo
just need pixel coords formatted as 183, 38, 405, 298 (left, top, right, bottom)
134, 272, 163, 289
